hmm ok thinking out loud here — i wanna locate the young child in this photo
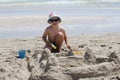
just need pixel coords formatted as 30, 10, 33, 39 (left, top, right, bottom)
42, 12, 71, 53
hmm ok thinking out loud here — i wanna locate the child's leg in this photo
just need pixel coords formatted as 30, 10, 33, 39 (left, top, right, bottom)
55, 32, 64, 52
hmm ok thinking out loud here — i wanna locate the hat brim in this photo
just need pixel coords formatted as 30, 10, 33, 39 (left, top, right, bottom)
47, 16, 61, 24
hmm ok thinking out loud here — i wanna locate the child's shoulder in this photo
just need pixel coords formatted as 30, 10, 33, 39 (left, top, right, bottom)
46, 26, 51, 30
59, 27, 65, 31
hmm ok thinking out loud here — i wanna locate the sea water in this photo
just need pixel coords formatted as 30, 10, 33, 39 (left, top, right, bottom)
0, 0, 120, 38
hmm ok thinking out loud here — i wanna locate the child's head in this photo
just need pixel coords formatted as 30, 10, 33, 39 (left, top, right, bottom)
48, 12, 61, 25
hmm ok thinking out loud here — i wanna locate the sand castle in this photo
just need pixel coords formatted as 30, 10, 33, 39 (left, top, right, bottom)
0, 33, 120, 80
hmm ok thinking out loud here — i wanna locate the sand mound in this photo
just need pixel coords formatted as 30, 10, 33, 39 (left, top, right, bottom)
0, 33, 120, 80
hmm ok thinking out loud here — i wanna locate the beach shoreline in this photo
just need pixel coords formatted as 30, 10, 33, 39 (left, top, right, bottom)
0, 0, 120, 80
0, 14, 120, 39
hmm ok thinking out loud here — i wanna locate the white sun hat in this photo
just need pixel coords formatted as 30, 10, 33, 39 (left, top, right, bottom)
47, 12, 61, 23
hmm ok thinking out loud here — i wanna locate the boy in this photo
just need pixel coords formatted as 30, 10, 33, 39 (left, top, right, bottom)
42, 12, 71, 53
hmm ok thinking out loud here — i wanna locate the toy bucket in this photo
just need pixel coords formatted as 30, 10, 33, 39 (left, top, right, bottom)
18, 50, 26, 58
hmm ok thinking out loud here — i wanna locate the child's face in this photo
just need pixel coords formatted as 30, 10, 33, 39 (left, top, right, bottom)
49, 18, 60, 25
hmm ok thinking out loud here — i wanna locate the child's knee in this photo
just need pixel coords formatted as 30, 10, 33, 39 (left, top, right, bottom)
57, 32, 64, 38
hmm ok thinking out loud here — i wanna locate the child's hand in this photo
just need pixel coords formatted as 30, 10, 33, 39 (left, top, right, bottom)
46, 41, 52, 47
67, 44, 71, 50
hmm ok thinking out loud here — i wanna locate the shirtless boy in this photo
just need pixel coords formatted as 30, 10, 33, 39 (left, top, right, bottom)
42, 12, 71, 53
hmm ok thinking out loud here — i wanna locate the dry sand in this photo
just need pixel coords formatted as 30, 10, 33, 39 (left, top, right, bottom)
0, 33, 120, 80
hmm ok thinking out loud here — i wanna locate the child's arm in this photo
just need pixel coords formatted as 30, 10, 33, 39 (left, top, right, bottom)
62, 29, 71, 49
42, 28, 51, 46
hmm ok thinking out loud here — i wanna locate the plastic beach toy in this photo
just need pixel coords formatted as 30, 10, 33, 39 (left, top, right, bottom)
18, 50, 26, 58
51, 44, 57, 49
73, 51, 83, 55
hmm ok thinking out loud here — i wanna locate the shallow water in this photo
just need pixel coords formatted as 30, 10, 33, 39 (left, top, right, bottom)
0, 1, 120, 38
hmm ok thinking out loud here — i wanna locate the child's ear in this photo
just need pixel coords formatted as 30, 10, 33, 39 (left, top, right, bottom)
58, 21, 61, 23
48, 21, 51, 24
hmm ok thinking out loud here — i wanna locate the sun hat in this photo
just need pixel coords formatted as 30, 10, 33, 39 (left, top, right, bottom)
47, 12, 61, 23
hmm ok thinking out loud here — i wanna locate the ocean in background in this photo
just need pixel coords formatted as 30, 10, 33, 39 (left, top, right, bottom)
0, 0, 120, 38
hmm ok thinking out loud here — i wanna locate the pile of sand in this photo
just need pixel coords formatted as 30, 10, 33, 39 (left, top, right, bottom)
0, 33, 120, 80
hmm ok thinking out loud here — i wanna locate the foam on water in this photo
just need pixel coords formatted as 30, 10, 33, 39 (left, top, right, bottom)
0, 0, 120, 2
0, 0, 120, 38
0, 0, 120, 7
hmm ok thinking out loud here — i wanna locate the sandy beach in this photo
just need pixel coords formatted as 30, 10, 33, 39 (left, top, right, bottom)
0, 0, 120, 80
0, 33, 120, 80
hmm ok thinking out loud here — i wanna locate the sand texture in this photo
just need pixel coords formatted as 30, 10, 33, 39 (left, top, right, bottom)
0, 33, 120, 80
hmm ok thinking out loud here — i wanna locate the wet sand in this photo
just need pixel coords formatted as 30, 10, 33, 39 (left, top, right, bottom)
0, 15, 120, 38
